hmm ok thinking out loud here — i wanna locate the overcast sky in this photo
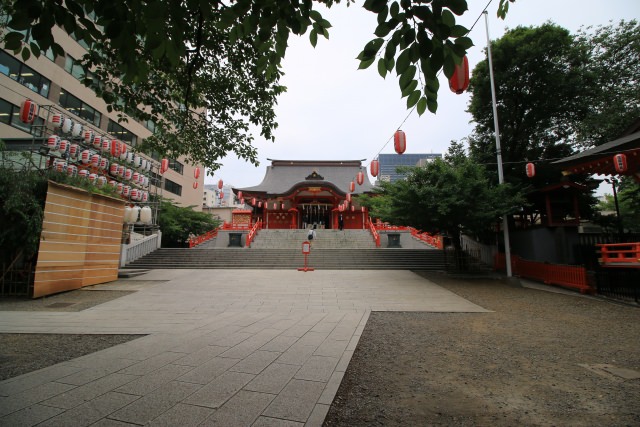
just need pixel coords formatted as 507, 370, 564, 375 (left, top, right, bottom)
206, 0, 639, 190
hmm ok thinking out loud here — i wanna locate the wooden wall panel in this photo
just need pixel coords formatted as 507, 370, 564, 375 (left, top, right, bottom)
33, 182, 125, 298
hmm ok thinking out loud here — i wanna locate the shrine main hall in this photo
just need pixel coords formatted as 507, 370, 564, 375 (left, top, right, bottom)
233, 159, 374, 230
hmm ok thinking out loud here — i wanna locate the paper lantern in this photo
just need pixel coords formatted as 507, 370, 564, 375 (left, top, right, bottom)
132, 171, 140, 184
252, 197, 256, 206
78, 169, 90, 179
130, 188, 139, 200
370, 159, 379, 177
69, 143, 79, 159
356, 171, 364, 185
110, 163, 119, 176
140, 206, 152, 224
526, 162, 535, 178
116, 182, 124, 194
127, 152, 134, 164
614, 154, 627, 173
160, 158, 169, 174
108, 180, 117, 188
349, 181, 355, 193
124, 206, 132, 223
19, 99, 38, 124
346, 193, 352, 202
273, 202, 277, 210
140, 159, 147, 170
394, 130, 406, 155
133, 155, 141, 168
90, 153, 101, 168
80, 150, 91, 164
47, 135, 61, 151
193, 181, 198, 189
88, 173, 98, 184
96, 176, 107, 187
141, 191, 149, 202
109, 140, 119, 157
83, 130, 93, 143
66, 165, 78, 177
339, 204, 344, 212
123, 185, 131, 197
258, 201, 262, 208
194, 167, 200, 179
449, 55, 470, 94
281, 203, 285, 210
53, 159, 66, 172
238, 191, 243, 200
218, 179, 223, 189
125, 168, 133, 180
62, 118, 72, 134
71, 122, 83, 137
92, 136, 102, 149
58, 139, 70, 154
51, 113, 64, 128
118, 165, 126, 178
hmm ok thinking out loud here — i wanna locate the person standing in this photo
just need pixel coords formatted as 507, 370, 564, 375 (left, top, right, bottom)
338, 214, 344, 230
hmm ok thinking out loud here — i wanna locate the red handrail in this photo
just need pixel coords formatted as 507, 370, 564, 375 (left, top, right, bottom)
246, 219, 262, 248
368, 217, 381, 247
597, 242, 640, 266
221, 222, 252, 230
188, 227, 220, 248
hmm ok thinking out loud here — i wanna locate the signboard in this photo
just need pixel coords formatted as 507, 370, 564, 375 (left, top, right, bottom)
302, 241, 311, 254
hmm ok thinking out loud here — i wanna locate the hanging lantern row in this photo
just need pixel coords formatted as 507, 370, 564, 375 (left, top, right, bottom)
124, 205, 153, 225
394, 130, 406, 155
370, 159, 379, 177
526, 162, 535, 178
614, 153, 627, 173
449, 55, 470, 94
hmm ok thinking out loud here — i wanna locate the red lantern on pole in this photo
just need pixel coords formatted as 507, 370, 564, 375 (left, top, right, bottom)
160, 158, 169, 174
394, 130, 406, 155
218, 179, 223, 190
356, 171, 364, 185
449, 55, 470, 94
19, 99, 38, 123
370, 159, 379, 177
194, 167, 200, 179
349, 181, 355, 192
526, 162, 535, 178
613, 153, 627, 173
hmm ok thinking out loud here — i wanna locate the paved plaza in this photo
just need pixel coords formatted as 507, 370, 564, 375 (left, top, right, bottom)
0, 269, 488, 426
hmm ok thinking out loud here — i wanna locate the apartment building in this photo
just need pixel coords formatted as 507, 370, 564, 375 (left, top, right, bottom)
0, 26, 204, 209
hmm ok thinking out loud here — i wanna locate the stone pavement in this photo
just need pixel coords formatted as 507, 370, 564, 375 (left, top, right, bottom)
0, 269, 488, 426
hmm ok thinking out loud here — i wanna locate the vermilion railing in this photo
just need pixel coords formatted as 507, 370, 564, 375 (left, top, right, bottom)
368, 218, 381, 247
189, 227, 220, 248
246, 219, 263, 248
221, 222, 252, 231
597, 242, 640, 267
373, 222, 443, 249
494, 253, 593, 293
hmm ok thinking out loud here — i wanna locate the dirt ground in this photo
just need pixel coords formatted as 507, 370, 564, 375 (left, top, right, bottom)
324, 272, 640, 427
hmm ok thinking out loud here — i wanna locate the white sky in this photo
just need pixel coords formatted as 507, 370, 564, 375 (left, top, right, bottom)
206, 0, 640, 190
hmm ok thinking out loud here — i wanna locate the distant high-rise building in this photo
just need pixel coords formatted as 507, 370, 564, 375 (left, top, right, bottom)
377, 153, 442, 183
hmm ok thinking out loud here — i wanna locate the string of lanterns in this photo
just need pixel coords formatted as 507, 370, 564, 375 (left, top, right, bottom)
20, 99, 157, 224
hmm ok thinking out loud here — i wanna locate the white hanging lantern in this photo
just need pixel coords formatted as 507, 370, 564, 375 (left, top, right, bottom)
101, 138, 111, 153
83, 130, 94, 143
69, 143, 79, 160
78, 169, 90, 179
124, 206, 132, 223
51, 113, 64, 128
62, 118, 73, 134
92, 136, 102, 149
116, 182, 124, 194
71, 122, 83, 137
99, 157, 109, 171
96, 176, 107, 187
47, 135, 61, 151
125, 168, 133, 180
90, 154, 101, 168
80, 150, 91, 164
118, 165, 126, 178
66, 165, 78, 177
127, 152, 135, 164
140, 206, 152, 224
88, 173, 98, 184
130, 188, 139, 200
129, 206, 140, 223
141, 191, 149, 202
123, 185, 131, 197
110, 163, 119, 176
134, 155, 142, 168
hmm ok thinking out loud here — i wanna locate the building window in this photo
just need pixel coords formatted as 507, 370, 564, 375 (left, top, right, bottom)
143, 118, 156, 133
58, 88, 101, 126
0, 50, 51, 97
107, 119, 138, 146
164, 179, 182, 196
64, 54, 85, 80
168, 158, 183, 175
0, 97, 45, 136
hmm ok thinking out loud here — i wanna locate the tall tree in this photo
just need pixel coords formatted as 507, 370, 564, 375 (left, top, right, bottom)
0, 0, 514, 171
467, 23, 588, 188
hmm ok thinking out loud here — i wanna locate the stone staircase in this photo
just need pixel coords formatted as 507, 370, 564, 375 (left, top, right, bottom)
126, 230, 445, 270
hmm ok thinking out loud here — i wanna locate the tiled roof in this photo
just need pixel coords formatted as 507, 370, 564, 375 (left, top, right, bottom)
234, 160, 374, 196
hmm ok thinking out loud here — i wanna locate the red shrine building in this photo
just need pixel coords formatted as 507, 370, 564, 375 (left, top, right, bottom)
232, 159, 374, 230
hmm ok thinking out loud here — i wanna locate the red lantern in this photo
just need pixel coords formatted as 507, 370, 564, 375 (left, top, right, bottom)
219, 191, 224, 199
351, 205, 355, 212
218, 179, 223, 190
394, 130, 406, 155
258, 201, 262, 208
281, 203, 285, 210
356, 171, 364, 185
273, 202, 277, 210
449, 55, 470, 94
238, 191, 243, 200
194, 167, 200, 179
346, 193, 352, 202
193, 182, 198, 189
19, 99, 38, 124
160, 158, 169, 174
252, 197, 256, 206
338, 204, 344, 212
349, 181, 355, 192
526, 162, 535, 178
614, 153, 627, 173
240, 198, 245, 205
111, 140, 121, 158
370, 159, 379, 177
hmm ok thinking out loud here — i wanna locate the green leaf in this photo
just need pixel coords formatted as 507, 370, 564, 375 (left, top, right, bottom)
441, 10, 456, 27
309, 29, 318, 47
377, 5, 389, 25
309, 10, 323, 22
21, 47, 31, 62
407, 90, 421, 108
399, 64, 417, 89
427, 97, 438, 113
396, 48, 411, 75
374, 22, 393, 38
443, 54, 456, 78
401, 79, 418, 97
358, 57, 376, 70
364, 0, 387, 13
416, 97, 428, 115
384, 39, 397, 61
454, 36, 474, 49
3, 32, 24, 51
390, 1, 400, 19
385, 56, 395, 72
445, 0, 469, 15
30, 42, 41, 58
362, 38, 384, 59
378, 57, 388, 78
412, 6, 433, 21
450, 25, 469, 37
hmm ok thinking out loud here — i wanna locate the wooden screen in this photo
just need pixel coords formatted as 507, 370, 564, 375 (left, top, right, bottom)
33, 181, 125, 298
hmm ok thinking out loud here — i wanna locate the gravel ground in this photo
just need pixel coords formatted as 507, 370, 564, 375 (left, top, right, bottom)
324, 272, 640, 426
0, 287, 143, 381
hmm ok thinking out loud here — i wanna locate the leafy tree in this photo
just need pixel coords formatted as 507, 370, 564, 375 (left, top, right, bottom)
363, 144, 524, 253
156, 199, 221, 247
595, 177, 640, 233
467, 23, 588, 188
1, 0, 515, 171
573, 20, 640, 148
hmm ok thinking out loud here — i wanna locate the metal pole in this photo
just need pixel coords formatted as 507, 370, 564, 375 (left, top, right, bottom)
484, 11, 513, 277
610, 178, 623, 239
